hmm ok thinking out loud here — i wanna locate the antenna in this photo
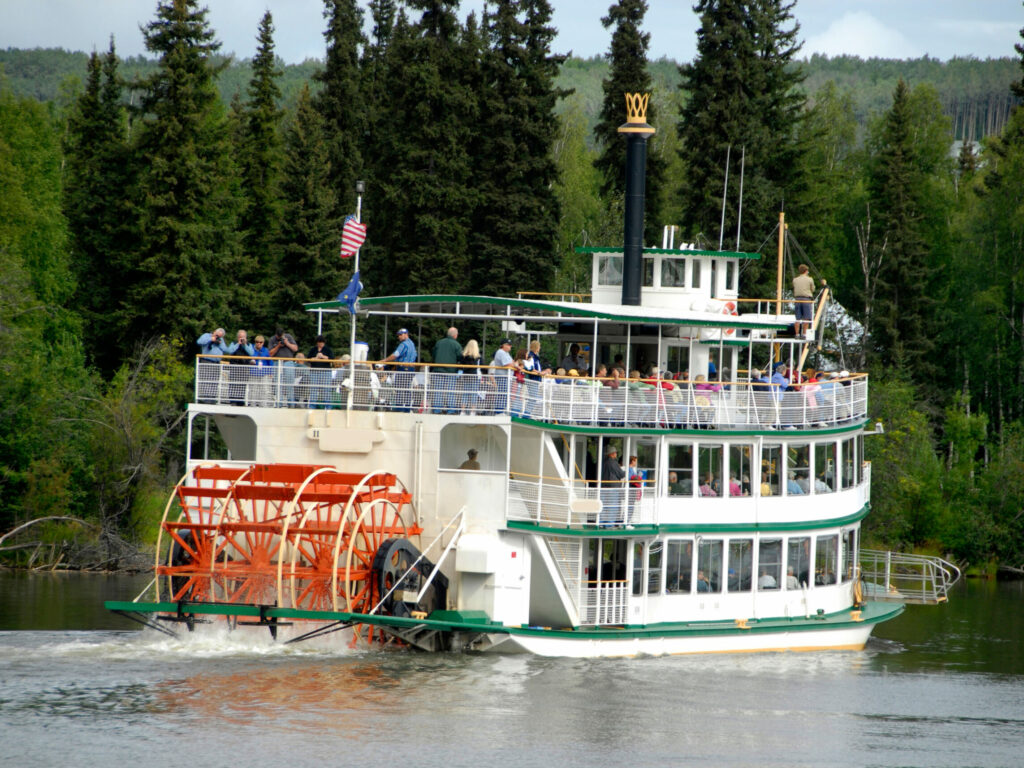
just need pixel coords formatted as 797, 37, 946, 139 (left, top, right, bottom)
718, 144, 731, 251
735, 146, 746, 251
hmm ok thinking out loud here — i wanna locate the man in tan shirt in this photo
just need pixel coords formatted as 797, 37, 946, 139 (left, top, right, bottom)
793, 264, 816, 338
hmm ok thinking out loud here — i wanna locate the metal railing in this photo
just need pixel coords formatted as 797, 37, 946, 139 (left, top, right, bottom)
859, 549, 961, 605
508, 475, 654, 528
194, 356, 868, 430
579, 581, 629, 625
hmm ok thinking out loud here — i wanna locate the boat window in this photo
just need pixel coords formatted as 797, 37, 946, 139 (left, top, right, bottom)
814, 441, 836, 494
710, 260, 718, 298
598, 254, 623, 286
758, 538, 783, 590
633, 440, 658, 496
647, 541, 663, 595
644, 257, 655, 287
691, 258, 702, 289
728, 443, 754, 496
632, 541, 644, 596
697, 443, 723, 497
841, 529, 857, 583
728, 539, 752, 592
787, 443, 810, 495
815, 534, 838, 585
760, 443, 782, 496
667, 443, 694, 496
787, 537, 811, 588
697, 538, 723, 592
666, 345, 690, 377
854, 435, 864, 485
661, 257, 687, 287
841, 437, 857, 489
666, 539, 693, 593
440, 423, 506, 470
726, 261, 736, 292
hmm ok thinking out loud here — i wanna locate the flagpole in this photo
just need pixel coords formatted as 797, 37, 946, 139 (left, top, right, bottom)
348, 180, 364, 414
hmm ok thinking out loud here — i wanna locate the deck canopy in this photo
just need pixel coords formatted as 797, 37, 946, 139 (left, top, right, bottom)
304, 294, 791, 332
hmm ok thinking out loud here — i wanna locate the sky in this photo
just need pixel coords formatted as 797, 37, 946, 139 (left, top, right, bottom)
1, 0, 1020, 65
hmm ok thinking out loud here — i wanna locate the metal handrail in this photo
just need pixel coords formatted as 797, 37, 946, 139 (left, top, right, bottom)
859, 548, 962, 605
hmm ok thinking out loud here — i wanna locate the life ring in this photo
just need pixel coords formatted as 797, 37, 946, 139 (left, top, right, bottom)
721, 301, 738, 335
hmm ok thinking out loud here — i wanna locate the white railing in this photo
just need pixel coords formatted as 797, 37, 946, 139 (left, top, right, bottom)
859, 549, 962, 605
579, 581, 630, 625
508, 477, 655, 528
194, 357, 868, 430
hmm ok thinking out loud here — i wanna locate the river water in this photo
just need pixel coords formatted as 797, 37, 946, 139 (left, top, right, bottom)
1, 573, 1022, 768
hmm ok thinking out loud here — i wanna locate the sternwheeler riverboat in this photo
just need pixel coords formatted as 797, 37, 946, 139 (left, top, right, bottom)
108, 95, 957, 657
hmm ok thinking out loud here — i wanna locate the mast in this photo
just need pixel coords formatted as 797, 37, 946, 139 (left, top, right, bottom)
775, 210, 785, 314
618, 93, 656, 307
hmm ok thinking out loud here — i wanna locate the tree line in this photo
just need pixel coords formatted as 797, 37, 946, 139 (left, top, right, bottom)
1, 0, 1024, 572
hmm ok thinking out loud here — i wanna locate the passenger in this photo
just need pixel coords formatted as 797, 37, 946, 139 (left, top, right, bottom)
459, 339, 483, 415
793, 263, 816, 338
196, 327, 227, 403
696, 570, 711, 592
307, 335, 334, 408
728, 474, 743, 497
786, 471, 805, 495
560, 343, 588, 374
699, 472, 718, 497
600, 445, 626, 525
249, 335, 273, 406
527, 340, 551, 376
758, 569, 778, 589
382, 328, 418, 412
668, 471, 687, 495
430, 327, 462, 414
785, 566, 801, 590
268, 326, 298, 359
459, 448, 481, 470
226, 329, 254, 406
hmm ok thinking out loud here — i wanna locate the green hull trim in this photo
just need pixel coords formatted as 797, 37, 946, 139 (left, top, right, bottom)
105, 600, 901, 641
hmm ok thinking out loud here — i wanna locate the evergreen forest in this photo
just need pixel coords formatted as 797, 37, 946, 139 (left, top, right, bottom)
2, 0, 1024, 574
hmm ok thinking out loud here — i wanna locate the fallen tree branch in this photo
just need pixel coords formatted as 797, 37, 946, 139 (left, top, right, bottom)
0, 517, 97, 550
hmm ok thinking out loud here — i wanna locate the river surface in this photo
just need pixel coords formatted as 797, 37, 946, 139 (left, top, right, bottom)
1, 572, 1022, 768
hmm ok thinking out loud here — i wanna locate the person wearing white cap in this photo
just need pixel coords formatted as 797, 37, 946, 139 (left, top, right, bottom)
382, 328, 418, 411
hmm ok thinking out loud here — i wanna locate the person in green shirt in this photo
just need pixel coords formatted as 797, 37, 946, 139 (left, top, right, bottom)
432, 327, 463, 413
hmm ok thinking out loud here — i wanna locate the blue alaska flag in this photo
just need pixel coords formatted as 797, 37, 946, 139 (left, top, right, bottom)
338, 270, 362, 315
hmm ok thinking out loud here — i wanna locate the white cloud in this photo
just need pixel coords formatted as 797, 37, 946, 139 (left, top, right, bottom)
802, 11, 923, 59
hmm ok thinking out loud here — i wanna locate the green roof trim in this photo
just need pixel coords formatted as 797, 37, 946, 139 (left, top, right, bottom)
575, 246, 761, 260
506, 503, 869, 537
304, 294, 787, 330
510, 415, 867, 437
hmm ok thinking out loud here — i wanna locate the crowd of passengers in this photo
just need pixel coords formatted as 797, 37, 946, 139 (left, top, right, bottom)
195, 324, 855, 418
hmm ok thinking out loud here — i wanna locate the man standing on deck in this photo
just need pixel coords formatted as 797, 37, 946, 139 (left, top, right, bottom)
600, 445, 626, 526
432, 327, 462, 413
196, 327, 227, 402
793, 264, 815, 339
382, 328, 418, 411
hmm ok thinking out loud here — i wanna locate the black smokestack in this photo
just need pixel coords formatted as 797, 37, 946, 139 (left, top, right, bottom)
618, 93, 656, 306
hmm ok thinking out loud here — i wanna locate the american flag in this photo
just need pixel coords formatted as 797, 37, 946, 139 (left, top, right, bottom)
340, 215, 367, 258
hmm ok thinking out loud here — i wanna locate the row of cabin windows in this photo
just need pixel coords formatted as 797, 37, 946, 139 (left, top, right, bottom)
597, 254, 738, 294
631, 530, 857, 597
630, 435, 865, 498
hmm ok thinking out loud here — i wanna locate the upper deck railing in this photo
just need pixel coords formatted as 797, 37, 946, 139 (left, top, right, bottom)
194, 356, 868, 431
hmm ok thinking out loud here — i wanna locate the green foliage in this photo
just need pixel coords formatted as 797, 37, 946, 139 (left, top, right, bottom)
126, 0, 242, 346
593, 0, 667, 238
864, 375, 944, 549
676, 0, 806, 295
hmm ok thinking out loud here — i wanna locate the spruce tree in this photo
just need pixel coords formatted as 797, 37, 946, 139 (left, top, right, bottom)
238, 11, 285, 322
315, 0, 365, 220
276, 84, 340, 345
364, 1, 479, 297
128, 0, 240, 346
468, 0, 564, 297
677, 0, 805, 292
63, 42, 133, 375
593, 0, 665, 240
866, 79, 940, 382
